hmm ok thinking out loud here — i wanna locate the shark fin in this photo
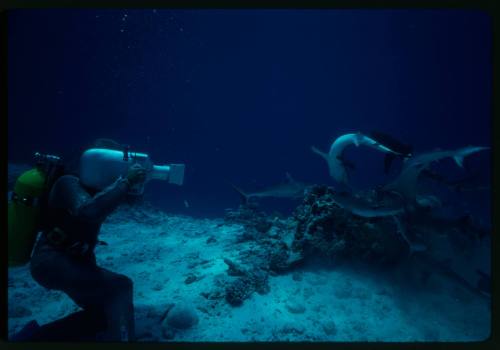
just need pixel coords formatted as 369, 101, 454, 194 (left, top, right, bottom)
230, 184, 249, 204
453, 155, 464, 168
311, 146, 330, 161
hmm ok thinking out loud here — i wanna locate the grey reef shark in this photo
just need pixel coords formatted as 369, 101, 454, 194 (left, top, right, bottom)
327, 191, 406, 218
383, 145, 490, 206
368, 130, 413, 174
311, 132, 490, 299
231, 173, 309, 204
312, 132, 489, 218
311, 132, 404, 187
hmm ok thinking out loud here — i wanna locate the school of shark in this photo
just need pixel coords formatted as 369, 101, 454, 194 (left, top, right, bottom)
234, 131, 489, 219
231, 131, 490, 299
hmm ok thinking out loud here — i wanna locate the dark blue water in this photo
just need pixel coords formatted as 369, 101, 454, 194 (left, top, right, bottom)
8, 9, 492, 219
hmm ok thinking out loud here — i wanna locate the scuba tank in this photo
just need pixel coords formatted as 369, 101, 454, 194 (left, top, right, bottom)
8, 153, 64, 267
79, 148, 185, 195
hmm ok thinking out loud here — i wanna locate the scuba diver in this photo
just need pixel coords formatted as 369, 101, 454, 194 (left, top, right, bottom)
10, 140, 185, 341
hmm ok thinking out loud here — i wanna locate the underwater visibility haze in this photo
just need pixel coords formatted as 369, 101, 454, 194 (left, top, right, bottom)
7, 9, 492, 342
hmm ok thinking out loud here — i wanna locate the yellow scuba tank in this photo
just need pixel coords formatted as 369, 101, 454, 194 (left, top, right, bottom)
8, 153, 63, 267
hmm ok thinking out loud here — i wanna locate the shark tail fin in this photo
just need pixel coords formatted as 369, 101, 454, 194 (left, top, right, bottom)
311, 146, 329, 161
231, 184, 249, 204
454, 146, 490, 168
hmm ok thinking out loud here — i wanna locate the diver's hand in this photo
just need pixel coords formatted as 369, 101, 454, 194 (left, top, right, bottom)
126, 164, 147, 185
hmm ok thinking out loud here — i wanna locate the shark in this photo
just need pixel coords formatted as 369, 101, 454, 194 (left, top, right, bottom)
311, 132, 403, 186
383, 146, 490, 205
324, 145, 488, 218
231, 173, 309, 203
333, 193, 442, 219
404, 146, 489, 169
330, 191, 405, 218
369, 131, 413, 174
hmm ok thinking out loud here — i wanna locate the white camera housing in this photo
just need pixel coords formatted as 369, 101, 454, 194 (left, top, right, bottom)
79, 148, 185, 195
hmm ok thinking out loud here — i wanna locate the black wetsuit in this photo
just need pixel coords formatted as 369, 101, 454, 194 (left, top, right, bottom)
29, 175, 135, 341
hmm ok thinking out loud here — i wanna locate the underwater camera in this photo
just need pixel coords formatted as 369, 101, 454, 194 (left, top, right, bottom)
79, 148, 185, 195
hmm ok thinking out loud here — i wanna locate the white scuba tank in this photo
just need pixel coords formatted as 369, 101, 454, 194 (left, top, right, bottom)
79, 148, 185, 195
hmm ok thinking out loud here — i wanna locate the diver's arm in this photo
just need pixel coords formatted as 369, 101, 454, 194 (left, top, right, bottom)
52, 175, 130, 223
78, 177, 131, 221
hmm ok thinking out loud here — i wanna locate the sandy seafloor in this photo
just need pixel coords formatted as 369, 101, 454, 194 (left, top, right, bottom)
8, 203, 490, 342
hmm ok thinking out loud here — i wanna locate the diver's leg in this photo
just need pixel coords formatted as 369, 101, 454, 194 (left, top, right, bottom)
29, 308, 106, 341
31, 249, 135, 341
28, 249, 108, 341
85, 270, 135, 342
